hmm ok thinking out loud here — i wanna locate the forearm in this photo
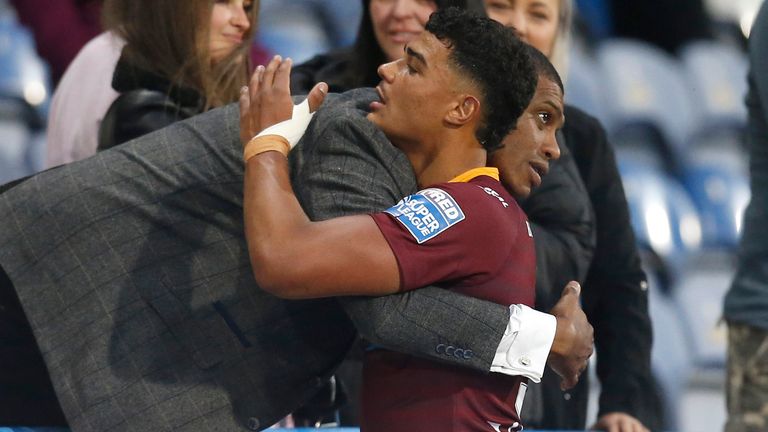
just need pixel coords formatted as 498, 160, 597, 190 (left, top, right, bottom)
244, 142, 313, 296
244, 138, 399, 298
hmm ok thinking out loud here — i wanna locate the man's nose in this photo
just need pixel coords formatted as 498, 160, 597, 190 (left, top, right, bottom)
543, 134, 561, 160
377, 59, 399, 82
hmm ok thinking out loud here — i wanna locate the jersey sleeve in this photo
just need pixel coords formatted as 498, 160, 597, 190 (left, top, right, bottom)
370, 183, 519, 292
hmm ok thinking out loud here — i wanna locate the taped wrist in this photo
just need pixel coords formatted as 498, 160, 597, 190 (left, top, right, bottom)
255, 99, 315, 149
244, 135, 290, 161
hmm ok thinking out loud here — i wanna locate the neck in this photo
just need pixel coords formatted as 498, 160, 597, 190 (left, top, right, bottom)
394, 133, 487, 188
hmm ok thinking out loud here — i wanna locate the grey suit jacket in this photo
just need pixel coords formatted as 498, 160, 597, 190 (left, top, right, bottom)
0, 88, 512, 431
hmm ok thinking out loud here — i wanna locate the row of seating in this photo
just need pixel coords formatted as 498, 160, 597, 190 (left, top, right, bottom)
0, 7, 50, 183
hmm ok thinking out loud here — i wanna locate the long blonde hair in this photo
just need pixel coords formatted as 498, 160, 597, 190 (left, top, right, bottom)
549, 0, 573, 79
103, 0, 259, 109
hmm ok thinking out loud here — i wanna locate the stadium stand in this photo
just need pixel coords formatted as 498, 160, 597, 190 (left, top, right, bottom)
0, 10, 50, 183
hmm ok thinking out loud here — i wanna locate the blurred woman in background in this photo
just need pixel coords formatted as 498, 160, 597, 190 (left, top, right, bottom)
98, 0, 258, 149
290, 0, 484, 93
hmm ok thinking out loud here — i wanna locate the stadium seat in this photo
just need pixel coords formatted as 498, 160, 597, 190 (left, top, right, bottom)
681, 145, 749, 249
0, 117, 31, 183
646, 269, 691, 432
257, 0, 362, 64
575, 0, 613, 39
0, 18, 50, 126
618, 153, 703, 275
679, 40, 748, 138
671, 260, 732, 371
564, 47, 609, 121
596, 39, 697, 173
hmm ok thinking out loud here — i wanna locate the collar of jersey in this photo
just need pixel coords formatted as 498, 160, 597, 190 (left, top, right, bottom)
449, 167, 499, 183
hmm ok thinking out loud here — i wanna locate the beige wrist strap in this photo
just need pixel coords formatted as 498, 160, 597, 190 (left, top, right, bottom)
244, 135, 291, 162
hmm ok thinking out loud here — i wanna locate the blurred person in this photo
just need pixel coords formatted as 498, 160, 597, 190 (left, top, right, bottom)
44, 5, 272, 168
723, 2, 768, 432
97, 0, 258, 150
290, 0, 486, 92
9, 0, 102, 84
485, 0, 661, 430
241, 11, 581, 428
45, 31, 124, 168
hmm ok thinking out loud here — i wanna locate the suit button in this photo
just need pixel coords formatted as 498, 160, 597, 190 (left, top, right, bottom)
247, 417, 260, 430
519, 356, 531, 366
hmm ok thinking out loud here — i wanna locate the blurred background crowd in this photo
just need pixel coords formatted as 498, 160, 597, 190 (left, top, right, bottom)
0, 0, 764, 431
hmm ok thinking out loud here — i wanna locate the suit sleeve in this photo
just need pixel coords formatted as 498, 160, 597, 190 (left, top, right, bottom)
565, 107, 660, 425
290, 107, 510, 372
520, 139, 596, 310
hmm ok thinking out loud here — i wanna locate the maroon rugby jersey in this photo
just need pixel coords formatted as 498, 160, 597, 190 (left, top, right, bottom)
363, 167, 536, 432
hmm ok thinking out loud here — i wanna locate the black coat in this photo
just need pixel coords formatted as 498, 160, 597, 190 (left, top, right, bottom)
98, 56, 204, 151
525, 106, 661, 430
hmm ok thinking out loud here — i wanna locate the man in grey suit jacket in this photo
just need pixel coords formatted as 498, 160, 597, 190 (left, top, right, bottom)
0, 80, 592, 432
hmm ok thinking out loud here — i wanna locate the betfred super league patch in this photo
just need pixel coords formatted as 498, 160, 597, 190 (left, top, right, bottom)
384, 188, 465, 244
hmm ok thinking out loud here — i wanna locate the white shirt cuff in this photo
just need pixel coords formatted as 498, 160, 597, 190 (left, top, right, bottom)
490, 304, 557, 383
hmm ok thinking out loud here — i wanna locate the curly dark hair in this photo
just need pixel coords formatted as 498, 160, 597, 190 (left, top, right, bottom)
426, 8, 536, 152
525, 43, 564, 94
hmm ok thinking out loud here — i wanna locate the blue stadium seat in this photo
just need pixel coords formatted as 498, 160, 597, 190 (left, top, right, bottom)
0, 18, 50, 180
596, 39, 697, 173
0, 18, 51, 126
565, 47, 608, 121
671, 261, 732, 370
681, 146, 749, 249
575, 0, 613, 39
618, 152, 703, 274
0, 117, 32, 183
258, 0, 362, 64
646, 269, 691, 431
679, 40, 748, 139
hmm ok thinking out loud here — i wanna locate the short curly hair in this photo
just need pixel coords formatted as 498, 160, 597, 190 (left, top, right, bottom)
425, 8, 536, 152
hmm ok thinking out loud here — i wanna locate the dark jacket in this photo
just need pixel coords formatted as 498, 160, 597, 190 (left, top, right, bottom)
98, 56, 204, 150
724, 1, 768, 330
526, 106, 660, 430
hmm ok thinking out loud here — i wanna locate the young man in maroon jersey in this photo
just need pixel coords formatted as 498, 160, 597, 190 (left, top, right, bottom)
240, 8, 583, 431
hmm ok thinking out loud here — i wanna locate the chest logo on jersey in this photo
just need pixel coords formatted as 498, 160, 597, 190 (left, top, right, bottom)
384, 188, 465, 244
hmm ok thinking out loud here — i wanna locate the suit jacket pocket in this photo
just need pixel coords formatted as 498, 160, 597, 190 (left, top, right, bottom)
141, 276, 224, 370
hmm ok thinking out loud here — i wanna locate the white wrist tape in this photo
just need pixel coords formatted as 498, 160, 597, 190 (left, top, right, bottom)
255, 99, 315, 149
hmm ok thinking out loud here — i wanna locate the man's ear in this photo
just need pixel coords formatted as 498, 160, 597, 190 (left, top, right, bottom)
445, 95, 480, 127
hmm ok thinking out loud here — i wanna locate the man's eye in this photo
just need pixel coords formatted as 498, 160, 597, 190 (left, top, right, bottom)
538, 112, 551, 124
407, 64, 417, 74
